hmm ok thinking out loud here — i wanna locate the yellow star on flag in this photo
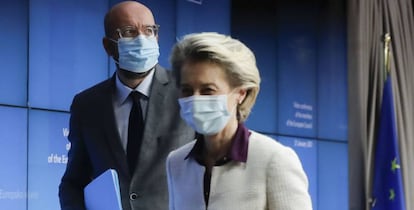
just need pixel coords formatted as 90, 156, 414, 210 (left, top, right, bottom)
391, 157, 400, 173
389, 188, 395, 201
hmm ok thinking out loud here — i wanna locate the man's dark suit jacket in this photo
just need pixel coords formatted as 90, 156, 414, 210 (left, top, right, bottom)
59, 65, 194, 210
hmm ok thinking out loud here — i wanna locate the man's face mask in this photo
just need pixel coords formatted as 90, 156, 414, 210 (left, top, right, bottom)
112, 35, 160, 73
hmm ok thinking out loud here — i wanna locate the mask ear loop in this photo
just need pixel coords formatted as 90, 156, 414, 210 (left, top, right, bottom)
106, 38, 120, 65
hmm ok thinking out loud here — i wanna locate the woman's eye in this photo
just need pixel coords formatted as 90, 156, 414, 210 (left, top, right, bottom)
201, 88, 215, 95
180, 88, 192, 97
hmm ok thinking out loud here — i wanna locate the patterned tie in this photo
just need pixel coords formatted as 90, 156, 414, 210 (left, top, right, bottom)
127, 91, 144, 175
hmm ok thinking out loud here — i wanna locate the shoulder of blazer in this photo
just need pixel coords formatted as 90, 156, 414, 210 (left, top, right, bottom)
153, 64, 172, 85
149, 65, 180, 101
248, 130, 295, 157
71, 75, 115, 108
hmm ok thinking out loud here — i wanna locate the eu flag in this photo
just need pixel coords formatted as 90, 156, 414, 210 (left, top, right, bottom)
371, 75, 406, 210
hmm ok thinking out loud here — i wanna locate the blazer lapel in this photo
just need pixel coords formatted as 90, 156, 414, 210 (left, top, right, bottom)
102, 75, 130, 178
143, 65, 169, 138
133, 66, 170, 174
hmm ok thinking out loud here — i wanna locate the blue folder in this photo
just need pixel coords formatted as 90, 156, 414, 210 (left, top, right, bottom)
84, 169, 123, 210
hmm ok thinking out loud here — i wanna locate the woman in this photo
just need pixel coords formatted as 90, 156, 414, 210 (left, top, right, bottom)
167, 32, 312, 210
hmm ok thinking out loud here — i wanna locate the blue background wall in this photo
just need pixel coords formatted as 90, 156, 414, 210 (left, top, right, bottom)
0, 0, 347, 209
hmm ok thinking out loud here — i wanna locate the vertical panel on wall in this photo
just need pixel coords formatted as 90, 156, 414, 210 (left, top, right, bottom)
27, 110, 70, 210
317, 0, 347, 141
277, 135, 318, 210
318, 141, 348, 210
276, 1, 318, 138
0, 1, 28, 106
231, 0, 278, 133
176, 0, 231, 38
0, 107, 27, 210
29, 0, 109, 111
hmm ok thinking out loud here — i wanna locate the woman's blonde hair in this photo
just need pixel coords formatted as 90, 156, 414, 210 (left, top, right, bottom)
170, 32, 261, 122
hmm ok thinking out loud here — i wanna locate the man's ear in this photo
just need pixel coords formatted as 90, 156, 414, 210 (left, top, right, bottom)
102, 37, 117, 57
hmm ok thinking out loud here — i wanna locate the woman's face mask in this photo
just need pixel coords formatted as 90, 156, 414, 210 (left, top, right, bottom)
178, 94, 237, 135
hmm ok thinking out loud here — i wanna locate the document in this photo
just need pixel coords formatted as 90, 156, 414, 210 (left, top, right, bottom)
84, 169, 122, 210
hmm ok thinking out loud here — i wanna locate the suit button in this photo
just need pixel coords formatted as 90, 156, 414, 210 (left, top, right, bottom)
130, 192, 140, 200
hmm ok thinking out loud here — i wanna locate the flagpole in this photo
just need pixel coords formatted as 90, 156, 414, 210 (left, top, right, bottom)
384, 33, 391, 76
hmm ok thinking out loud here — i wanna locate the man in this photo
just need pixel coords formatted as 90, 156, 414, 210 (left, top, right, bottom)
58, 1, 194, 210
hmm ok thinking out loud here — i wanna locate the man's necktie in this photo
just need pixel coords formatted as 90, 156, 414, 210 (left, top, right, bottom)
127, 91, 144, 175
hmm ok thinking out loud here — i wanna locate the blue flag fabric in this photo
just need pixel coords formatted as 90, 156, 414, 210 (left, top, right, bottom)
371, 75, 406, 210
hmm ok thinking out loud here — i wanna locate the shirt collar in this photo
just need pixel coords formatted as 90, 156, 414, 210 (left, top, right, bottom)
114, 68, 155, 104
185, 123, 251, 164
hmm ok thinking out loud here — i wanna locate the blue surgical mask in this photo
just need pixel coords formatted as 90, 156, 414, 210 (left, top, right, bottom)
115, 35, 160, 73
178, 95, 235, 135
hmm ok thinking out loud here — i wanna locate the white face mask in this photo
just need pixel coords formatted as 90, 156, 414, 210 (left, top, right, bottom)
114, 35, 160, 73
178, 94, 235, 135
